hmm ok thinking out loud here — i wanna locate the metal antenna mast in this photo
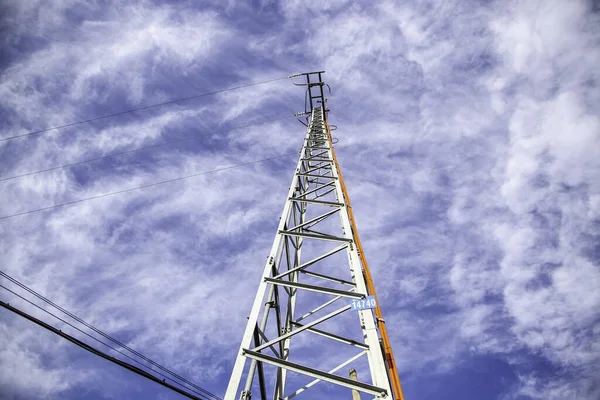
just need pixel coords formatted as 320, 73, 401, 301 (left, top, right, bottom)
226, 72, 404, 400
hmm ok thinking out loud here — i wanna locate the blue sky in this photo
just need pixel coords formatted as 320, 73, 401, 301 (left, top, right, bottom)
1, 0, 599, 399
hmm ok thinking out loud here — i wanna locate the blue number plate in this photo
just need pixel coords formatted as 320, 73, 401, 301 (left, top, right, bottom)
351, 295, 377, 311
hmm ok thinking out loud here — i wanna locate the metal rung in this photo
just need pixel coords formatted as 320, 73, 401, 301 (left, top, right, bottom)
242, 350, 387, 397
264, 278, 361, 299
278, 230, 352, 243
288, 197, 343, 207
296, 173, 336, 180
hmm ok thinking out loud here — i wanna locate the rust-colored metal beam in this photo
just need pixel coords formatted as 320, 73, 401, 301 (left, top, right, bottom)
325, 119, 406, 400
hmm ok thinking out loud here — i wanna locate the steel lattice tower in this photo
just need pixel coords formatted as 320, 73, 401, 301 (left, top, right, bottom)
226, 72, 404, 400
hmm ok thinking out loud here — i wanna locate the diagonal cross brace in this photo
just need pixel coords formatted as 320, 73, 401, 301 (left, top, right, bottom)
251, 304, 350, 353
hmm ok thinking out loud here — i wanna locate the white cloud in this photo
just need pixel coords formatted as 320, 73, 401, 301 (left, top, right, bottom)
0, 322, 90, 398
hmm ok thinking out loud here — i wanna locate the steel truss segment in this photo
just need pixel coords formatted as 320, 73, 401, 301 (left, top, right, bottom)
303, 164, 330, 174
304, 165, 332, 175
302, 227, 339, 237
251, 305, 350, 353
255, 327, 280, 358
295, 293, 346, 323
300, 157, 332, 162
308, 160, 329, 166
300, 269, 355, 286
296, 172, 337, 180
305, 166, 330, 175
294, 181, 335, 199
272, 243, 348, 280
306, 150, 328, 157
308, 110, 392, 394
226, 102, 394, 400
290, 322, 370, 349
313, 187, 336, 200
284, 351, 369, 400
242, 350, 387, 398
263, 278, 362, 299
294, 179, 335, 200
286, 208, 339, 231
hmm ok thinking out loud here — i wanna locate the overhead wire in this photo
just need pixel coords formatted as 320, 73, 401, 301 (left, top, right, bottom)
0, 76, 289, 142
0, 283, 220, 400
0, 152, 297, 221
0, 271, 220, 399
0, 114, 295, 183
0, 298, 218, 400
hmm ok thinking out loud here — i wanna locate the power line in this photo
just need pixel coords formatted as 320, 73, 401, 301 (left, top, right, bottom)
0, 76, 289, 142
0, 283, 219, 400
0, 298, 219, 400
0, 115, 295, 182
0, 153, 297, 221
0, 271, 220, 399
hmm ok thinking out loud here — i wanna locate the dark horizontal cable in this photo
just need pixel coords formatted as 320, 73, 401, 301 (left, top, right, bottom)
0, 115, 294, 182
0, 298, 217, 400
0, 272, 220, 399
0, 152, 297, 221
0, 284, 219, 400
0, 76, 288, 142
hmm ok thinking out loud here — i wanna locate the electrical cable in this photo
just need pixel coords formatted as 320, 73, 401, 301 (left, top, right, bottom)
0, 76, 289, 142
0, 299, 219, 400
0, 284, 219, 400
0, 115, 295, 182
0, 152, 297, 221
0, 271, 221, 399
